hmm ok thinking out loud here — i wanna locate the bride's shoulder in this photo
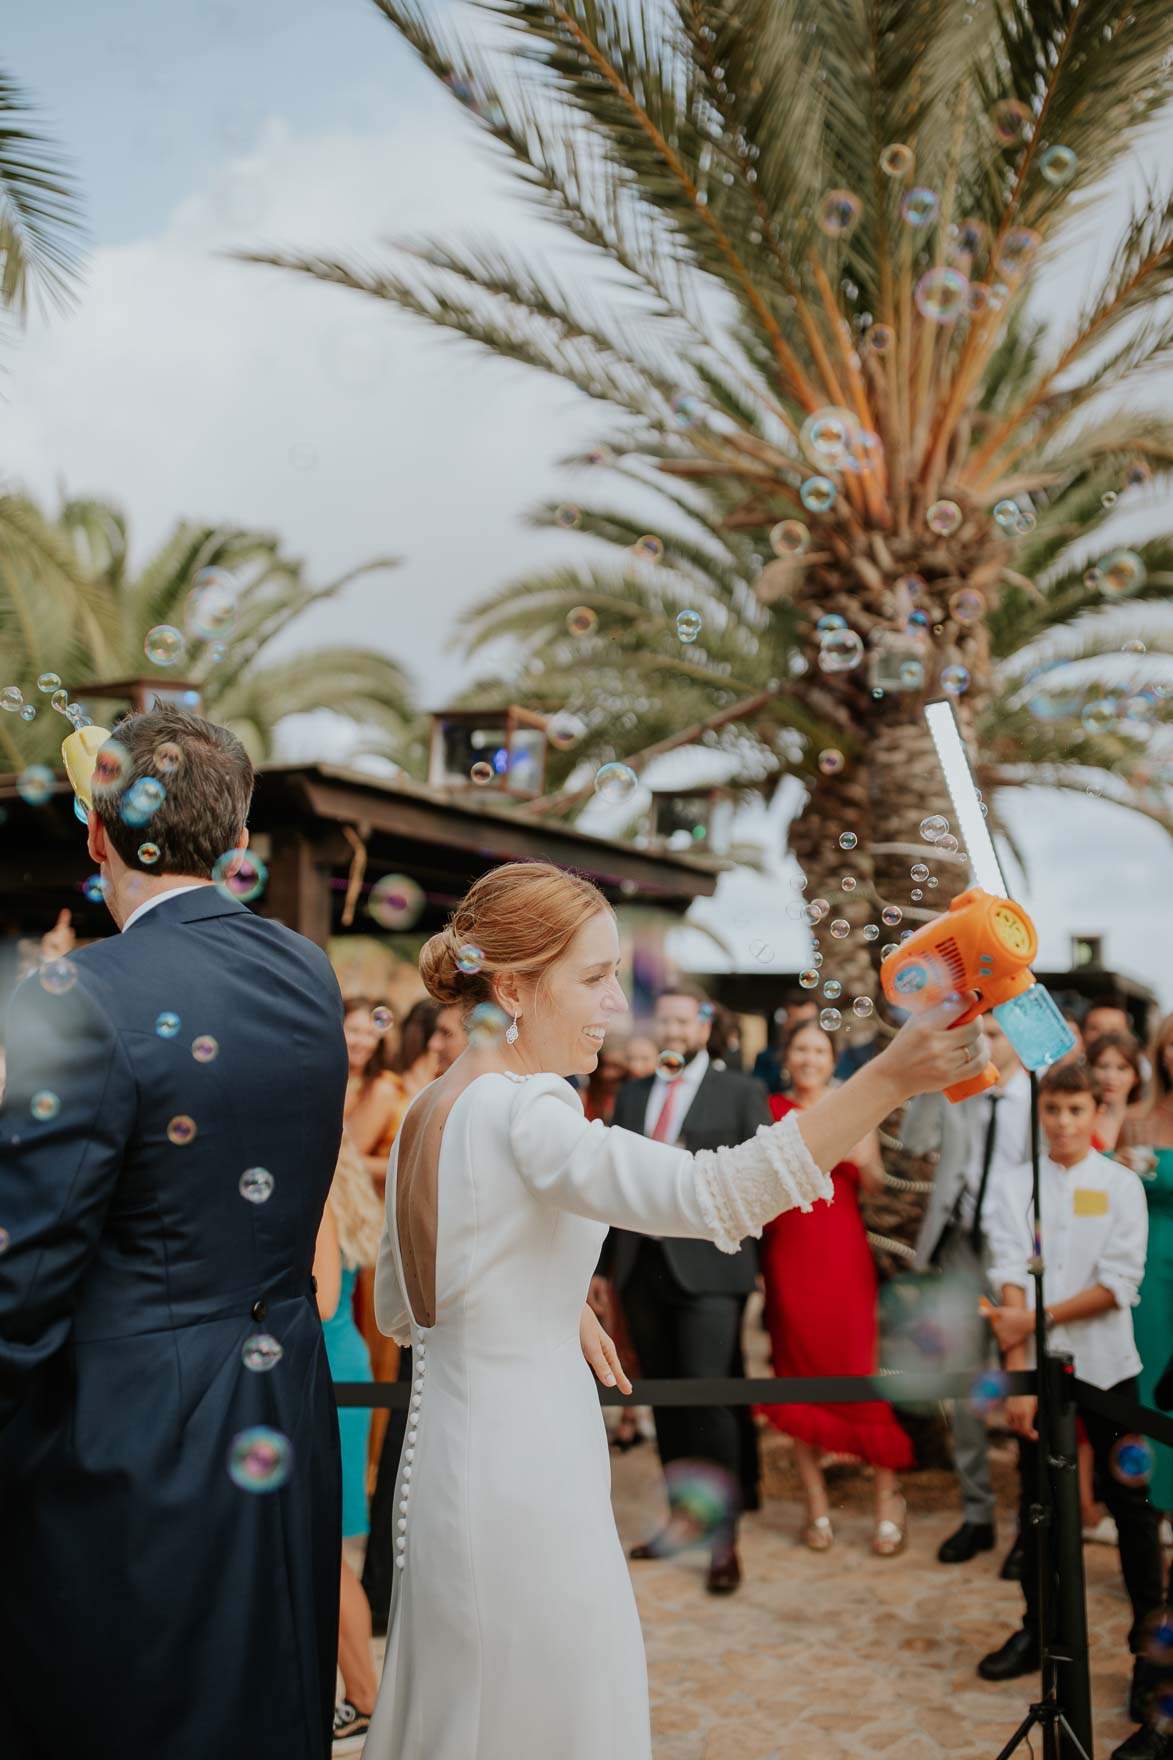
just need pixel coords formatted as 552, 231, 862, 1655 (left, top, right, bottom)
486, 1070, 586, 1115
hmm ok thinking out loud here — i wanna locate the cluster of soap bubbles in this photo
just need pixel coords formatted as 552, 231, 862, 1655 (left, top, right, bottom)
816, 614, 864, 675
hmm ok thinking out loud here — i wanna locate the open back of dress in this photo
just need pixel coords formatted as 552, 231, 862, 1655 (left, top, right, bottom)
392, 1065, 484, 1328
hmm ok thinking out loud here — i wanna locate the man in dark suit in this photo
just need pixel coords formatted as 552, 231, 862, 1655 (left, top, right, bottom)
599, 984, 771, 1595
0, 708, 348, 1760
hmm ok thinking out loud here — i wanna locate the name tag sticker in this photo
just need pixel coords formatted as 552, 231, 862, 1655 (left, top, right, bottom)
1073, 1187, 1109, 1217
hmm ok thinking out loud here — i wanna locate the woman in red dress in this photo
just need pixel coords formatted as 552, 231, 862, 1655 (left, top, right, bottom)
760, 1020, 913, 1555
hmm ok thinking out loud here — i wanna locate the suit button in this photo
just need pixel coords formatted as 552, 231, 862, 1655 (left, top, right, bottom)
251, 1299, 268, 1322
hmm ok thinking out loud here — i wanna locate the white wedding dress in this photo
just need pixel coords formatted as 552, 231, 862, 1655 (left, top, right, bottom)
364, 1070, 831, 1760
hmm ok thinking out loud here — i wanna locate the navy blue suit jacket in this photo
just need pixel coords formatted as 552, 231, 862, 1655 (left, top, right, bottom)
0, 887, 348, 1760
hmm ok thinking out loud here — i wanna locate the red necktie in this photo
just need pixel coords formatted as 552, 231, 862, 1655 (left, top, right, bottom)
651, 1079, 681, 1143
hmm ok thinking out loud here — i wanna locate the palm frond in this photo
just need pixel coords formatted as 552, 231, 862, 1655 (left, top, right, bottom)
0, 67, 86, 321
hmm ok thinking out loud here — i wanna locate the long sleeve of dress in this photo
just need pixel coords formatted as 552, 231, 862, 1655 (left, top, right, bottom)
373, 1149, 414, 1346
508, 1073, 833, 1254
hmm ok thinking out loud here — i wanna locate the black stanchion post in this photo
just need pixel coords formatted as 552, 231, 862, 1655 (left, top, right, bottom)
1046, 1354, 1094, 1758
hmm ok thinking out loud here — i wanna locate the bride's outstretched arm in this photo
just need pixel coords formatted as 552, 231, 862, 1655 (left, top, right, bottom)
510, 993, 987, 1253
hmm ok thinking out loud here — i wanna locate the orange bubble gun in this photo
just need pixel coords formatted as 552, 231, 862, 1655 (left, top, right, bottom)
880, 886, 1076, 1103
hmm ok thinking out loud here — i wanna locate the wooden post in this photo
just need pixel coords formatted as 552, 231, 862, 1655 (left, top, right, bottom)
263, 833, 334, 947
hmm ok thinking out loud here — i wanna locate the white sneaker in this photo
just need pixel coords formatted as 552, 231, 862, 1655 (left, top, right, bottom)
1082, 1515, 1118, 1546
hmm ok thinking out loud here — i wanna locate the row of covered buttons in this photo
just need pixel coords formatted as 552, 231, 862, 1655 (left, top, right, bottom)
395, 1336, 427, 1571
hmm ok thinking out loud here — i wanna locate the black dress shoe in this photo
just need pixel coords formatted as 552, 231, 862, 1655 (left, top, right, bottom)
937, 1521, 996, 1564
977, 1628, 1040, 1681
1000, 1537, 1026, 1581
706, 1543, 742, 1595
1111, 1727, 1173, 1760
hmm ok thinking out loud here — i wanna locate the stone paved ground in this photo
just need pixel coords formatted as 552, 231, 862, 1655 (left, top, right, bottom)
610, 1433, 1145, 1760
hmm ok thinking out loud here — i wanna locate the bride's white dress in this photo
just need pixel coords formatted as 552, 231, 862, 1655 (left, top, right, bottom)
364, 1070, 832, 1760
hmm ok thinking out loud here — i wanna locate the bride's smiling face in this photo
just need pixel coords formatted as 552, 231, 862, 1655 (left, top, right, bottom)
503, 909, 629, 1078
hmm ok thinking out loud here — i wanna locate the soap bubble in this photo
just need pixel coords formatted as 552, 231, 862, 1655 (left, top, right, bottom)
1040, 144, 1077, 185
997, 228, 1041, 277
567, 605, 598, 636
921, 815, 949, 845
1120, 639, 1147, 655
806, 898, 830, 923
829, 919, 850, 940
926, 499, 963, 536
37, 671, 62, 693
990, 99, 1032, 146
881, 905, 903, 927
901, 188, 939, 228
185, 569, 239, 641
881, 942, 899, 958
818, 189, 862, 237
949, 588, 985, 624
868, 324, 894, 354
967, 1368, 1009, 1415
92, 740, 131, 791
941, 664, 970, 696
676, 609, 703, 643
801, 407, 857, 468
18, 764, 55, 806
818, 629, 864, 673
0, 685, 23, 712
799, 969, 819, 989
468, 1003, 509, 1047
546, 712, 582, 751
819, 1008, 843, 1031
192, 1035, 219, 1064
658, 1461, 738, 1553
993, 499, 1021, 531
671, 394, 701, 427
911, 887, 924, 902
212, 849, 268, 904
750, 939, 775, 963
554, 504, 581, 529
368, 873, 425, 929
470, 760, 494, 785
82, 875, 107, 904
456, 943, 484, 974
1101, 549, 1146, 595
152, 741, 183, 775
937, 832, 960, 854
633, 534, 664, 562
817, 614, 847, 633
31, 1090, 60, 1122
800, 476, 837, 514
852, 996, 875, 1019
1080, 698, 1117, 735
910, 863, 930, 883
19, 703, 36, 723
156, 1012, 181, 1038
242, 1335, 284, 1373
120, 777, 166, 827
594, 762, 638, 804
657, 1048, 685, 1078
240, 1166, 274, 1204
818, 749, 845, 775
1102, 490, 1118, 508
838, 830, 858, 850
862, 924, 880, 942
915, 267, 968, 322
770, 519, 810, 556
144, 625, 185, 666
167, 1115, 197, 1146
138, 842, 161, 865
841, 875, 857, 892
371, 1006, 393, 1033
39, 957, 78, 995
228, 1427, 292, 1493
955, 217, 987, 256
1110, 1435, 1154, 1487
823, 979, 843, 1000
50, 687, 70, 713
879, 142, 914, 178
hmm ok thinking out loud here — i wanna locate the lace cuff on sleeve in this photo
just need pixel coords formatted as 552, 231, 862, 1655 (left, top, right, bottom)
693, 1112, 834, 1255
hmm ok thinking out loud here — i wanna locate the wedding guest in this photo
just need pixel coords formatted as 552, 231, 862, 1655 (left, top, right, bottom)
706, 1003, 743, 1072
624, 1032, 658, 1080
979, 1059, 1163, 1722
583, 1037, 630, 1122
903, 1014, 1032, 1570
1084, 996, 1134, 1047
753, 995, 818, 1095
313, 1140, 384, 1754
1088, 1031, 1144, 1153
1118, 1011, 1173, 1526
759, 1020, 913, 1554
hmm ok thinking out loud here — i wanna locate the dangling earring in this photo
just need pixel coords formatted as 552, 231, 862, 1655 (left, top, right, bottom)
506, 1011, 520, 1046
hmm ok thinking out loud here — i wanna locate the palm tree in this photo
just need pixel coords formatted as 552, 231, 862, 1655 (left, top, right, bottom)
244, 0, 1173, 1013
0, 494, 417, 770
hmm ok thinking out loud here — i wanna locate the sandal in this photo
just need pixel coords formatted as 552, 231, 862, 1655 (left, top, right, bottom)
872, 1495, 908, 1557
803, 1514, 834, 1552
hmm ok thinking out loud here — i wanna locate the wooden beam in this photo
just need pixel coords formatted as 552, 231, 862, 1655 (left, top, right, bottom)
262, 832, 333, 948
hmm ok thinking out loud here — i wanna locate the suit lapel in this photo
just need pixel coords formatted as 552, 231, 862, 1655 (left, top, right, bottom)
677, 1064, 716, 1138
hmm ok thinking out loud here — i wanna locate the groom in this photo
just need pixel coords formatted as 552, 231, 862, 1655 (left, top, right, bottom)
0, 708, 348, 1760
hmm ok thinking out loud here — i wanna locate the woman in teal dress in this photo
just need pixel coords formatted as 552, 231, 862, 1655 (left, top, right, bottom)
314, 1132, 384, 1748
1119, 1010, 1173, 1514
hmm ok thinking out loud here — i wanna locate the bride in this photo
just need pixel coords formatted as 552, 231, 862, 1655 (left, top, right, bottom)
364, 861, 986, 1759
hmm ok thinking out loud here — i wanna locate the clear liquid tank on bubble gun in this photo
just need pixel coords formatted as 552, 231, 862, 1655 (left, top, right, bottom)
879, 886, 1075, 1103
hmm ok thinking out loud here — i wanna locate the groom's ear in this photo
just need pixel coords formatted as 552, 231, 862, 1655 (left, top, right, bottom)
86, 811, 108, 868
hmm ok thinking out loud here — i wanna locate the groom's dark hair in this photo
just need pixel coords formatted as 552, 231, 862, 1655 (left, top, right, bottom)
93, 707, 255, 877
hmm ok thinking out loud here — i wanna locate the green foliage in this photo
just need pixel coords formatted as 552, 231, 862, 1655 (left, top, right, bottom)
0, 66, 85, 324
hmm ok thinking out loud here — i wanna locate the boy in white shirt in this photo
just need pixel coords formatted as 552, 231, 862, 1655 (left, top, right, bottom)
976, 1060, 1164, 1747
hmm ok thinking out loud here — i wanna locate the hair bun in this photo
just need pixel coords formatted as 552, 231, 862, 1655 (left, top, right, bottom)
418, 929, 464, 1006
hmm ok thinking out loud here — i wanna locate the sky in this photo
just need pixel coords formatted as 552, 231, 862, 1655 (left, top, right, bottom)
6, 0, 1173, 1009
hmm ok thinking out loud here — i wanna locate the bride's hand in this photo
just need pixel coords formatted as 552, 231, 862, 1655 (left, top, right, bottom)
874, 990, 990, 1100
579, 1304, 633, 1394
